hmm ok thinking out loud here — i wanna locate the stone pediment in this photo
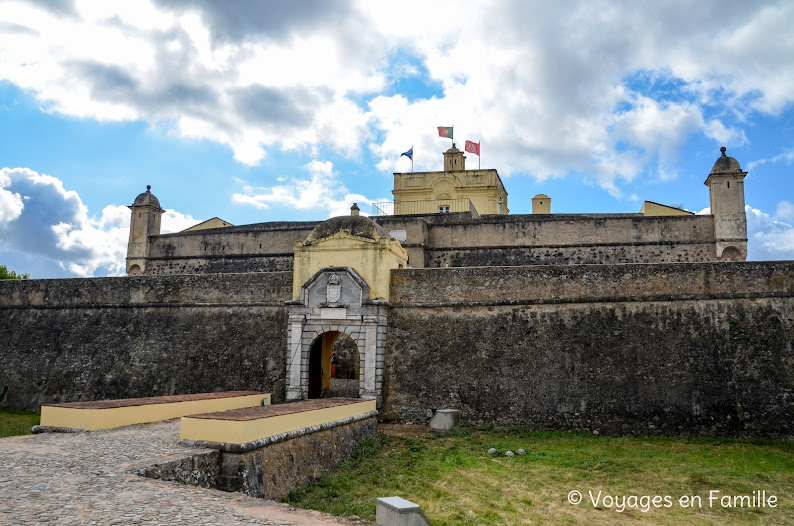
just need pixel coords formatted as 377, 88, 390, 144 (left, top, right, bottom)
300, 267, 370, 308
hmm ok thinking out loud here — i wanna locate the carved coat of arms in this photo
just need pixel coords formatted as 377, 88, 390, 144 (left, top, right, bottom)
326, 273, 342, 304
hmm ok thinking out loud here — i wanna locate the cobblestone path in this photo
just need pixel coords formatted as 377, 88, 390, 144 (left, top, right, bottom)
0, 420, 371, 526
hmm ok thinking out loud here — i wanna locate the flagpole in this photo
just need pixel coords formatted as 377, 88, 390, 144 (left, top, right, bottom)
411, 145, 414, 173
479, 138, 481, 169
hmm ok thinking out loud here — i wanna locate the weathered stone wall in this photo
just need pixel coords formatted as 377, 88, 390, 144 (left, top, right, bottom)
383, 262, 794, 437
427, 241, 715, 267
218, 416, 377, 499
145, 222, 318, 275
139, 416, 377, 500
4, 257, 791, 438
145, 254, 295, 275
137, 213, 718, 274
423, 214, 716, 267
377, 213, 717, 268
0, 273, 292, 410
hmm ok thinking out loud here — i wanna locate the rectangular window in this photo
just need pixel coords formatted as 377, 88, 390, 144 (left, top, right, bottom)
439, 205, 450, 213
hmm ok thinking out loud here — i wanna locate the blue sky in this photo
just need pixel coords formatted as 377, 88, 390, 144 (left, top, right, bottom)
1, 0, 793, 278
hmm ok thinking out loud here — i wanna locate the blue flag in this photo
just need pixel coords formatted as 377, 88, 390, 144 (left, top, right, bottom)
400, 147, 413, 161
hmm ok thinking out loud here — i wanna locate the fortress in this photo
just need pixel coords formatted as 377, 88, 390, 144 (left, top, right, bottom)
126, 144, 748, 278
1, 146, 792, 437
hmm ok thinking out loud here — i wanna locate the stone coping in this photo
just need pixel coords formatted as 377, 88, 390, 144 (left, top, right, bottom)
44, 391, 264, 409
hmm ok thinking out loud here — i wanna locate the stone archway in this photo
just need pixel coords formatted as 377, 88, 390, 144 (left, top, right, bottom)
304, 328, 364, 399
331, 333, 360, 395
720, 246, 743, 261
286, 267, 387, 406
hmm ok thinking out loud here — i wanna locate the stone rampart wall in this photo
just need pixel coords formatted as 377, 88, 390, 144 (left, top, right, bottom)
0, 273, 292, 410
3, 260, 791, 437
145, 254, 295, 275
425, 214, 716, 246
383, 262, 794, 437
138, 213, 718, 274
145, 224, 316, 275
426, 241, 715, 267
422, 214, 716, 267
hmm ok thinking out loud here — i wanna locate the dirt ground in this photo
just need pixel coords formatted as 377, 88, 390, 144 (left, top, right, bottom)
377, 423, 429, 437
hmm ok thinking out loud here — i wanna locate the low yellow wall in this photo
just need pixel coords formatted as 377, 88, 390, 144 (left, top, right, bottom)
180, 399, 376, 445
41, 393, 269, 431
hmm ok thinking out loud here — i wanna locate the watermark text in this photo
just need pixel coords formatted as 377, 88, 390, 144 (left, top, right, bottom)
566, 489, 777, 513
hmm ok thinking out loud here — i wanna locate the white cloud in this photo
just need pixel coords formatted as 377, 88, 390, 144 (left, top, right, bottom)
746, 205, 794, 261
748, 148, 794, 171
1, 0, 793, 192
0, 167, 196, 277
612, 97, 703, 158
51, 204, 130, 277
703, 119, 747, 147
366, 1, 794, 188
162, 209, 201, 234
232, 160, 384, 218
775, 201, 794, 221
696, 204, 794, 260
0, 170, 25, 223
0, 0, 376, 167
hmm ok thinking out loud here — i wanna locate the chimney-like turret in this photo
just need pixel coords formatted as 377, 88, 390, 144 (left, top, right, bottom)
704, 147, 747, 261
126, 185, 164, 275
443, 143, 466, 172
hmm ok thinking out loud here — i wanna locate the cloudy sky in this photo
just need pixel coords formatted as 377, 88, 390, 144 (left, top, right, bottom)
1, 0, 793, 278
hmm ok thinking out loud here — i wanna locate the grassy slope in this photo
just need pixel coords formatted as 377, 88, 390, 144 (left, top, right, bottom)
0, 407, 40, 438
285, 428, 794, 525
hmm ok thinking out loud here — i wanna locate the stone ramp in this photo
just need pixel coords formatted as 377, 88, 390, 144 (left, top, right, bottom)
36, 391, 269, 432
1, 419, 372, 525
143, 398, 380, 500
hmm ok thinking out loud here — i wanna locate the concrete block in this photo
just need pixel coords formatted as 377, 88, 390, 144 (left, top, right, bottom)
376, 496, 432, 526
428, 409, 461, 433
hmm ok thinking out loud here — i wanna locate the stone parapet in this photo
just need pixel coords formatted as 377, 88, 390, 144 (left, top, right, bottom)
0, 271, 292, 307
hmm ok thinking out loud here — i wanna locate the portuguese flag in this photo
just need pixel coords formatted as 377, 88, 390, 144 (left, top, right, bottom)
437, 126, 453, 139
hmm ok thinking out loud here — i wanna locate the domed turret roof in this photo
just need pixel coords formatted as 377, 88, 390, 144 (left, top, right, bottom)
132, 185, 162, 208
710, 147, 743, 174
306, 214, 387, 244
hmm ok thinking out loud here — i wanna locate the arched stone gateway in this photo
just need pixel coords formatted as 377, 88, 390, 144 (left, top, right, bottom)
286, 267, 387, 405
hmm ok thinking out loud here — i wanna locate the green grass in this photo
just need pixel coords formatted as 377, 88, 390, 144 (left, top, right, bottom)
0, 407, 40, 437
283, 427, 794, 525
